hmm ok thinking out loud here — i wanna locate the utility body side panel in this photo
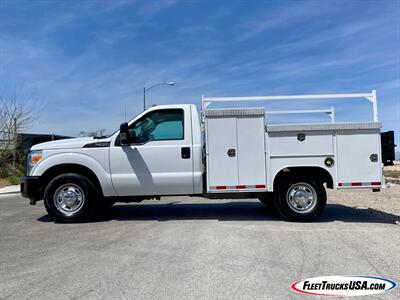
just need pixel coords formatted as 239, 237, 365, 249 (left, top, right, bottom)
269, 130, 333, 157
266, 130, 335, 192
265, 123, 382, 191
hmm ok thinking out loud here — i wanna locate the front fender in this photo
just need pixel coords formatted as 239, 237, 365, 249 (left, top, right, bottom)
32, 152, 117, 197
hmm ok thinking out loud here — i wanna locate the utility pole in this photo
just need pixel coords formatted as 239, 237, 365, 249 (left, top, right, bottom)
12, 117, 17, 168
143, 87, 146, 111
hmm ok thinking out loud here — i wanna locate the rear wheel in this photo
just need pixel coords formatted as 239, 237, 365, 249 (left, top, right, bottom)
258, 192, 276, 211
97, 198, 115, 211
44, 173, 98, 222
274, 177, 326, 222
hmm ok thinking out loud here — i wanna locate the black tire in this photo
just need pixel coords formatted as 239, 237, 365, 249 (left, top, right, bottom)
258, 192, 277, 211
97, 198, 115, 211
44, 173, 98, 222
274, 177, 326, 222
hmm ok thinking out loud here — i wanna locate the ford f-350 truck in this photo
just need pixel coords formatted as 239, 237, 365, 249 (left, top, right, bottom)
21, 91, 385, 222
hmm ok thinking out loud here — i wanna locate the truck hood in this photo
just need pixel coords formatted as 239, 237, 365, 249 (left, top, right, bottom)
31, 137, 98, 150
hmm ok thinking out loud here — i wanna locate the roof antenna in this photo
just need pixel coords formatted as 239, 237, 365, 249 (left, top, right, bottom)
124, 104, 127, 122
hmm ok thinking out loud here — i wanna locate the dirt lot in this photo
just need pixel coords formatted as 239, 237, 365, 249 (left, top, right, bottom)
326, 162, 399, 224
328, 185, 399, 224
384, 161, 400, 184
0, 178, 9, 188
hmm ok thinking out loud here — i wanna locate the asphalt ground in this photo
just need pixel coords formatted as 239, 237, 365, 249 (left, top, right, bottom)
0, 194, 399, 299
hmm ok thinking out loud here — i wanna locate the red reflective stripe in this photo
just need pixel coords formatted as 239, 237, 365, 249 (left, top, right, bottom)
255, 184, 266, 188
216, 186, 227, 190
339, 182, 381, 187
236, 185, 246, 189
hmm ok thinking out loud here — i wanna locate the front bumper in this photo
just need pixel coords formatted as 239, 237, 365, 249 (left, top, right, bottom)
20, 176, 43, 205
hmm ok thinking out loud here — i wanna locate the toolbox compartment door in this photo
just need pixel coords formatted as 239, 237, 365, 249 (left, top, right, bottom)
205, 108, 266, 192
206, 117, 238, 188
336, 129, 382, 187
236, 116, 266, 186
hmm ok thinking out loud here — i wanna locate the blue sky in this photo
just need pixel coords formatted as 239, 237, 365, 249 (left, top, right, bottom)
1, 0, 399, 143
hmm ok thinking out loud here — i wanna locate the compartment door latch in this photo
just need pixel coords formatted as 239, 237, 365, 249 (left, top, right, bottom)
227, 149, 236, 157
370, 154, 378, 162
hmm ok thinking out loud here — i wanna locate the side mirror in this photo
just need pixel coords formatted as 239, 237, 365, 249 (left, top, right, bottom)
119, 122, 129, 145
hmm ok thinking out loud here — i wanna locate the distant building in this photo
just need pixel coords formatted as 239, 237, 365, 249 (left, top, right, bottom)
17, 133, 71, 153
0, 133, 71, 164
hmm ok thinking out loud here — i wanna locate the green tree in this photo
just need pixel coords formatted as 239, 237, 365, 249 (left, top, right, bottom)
79, 129, 106, 137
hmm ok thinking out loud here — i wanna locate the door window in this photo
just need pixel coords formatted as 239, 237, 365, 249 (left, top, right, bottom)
128, 109, 184, 143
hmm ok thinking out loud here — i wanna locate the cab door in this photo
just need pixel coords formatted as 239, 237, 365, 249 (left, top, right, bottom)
109, 107, 194, 196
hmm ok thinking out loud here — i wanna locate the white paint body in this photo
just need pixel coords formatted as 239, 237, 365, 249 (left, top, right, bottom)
30, 92, 384, 198
265, 123, 382, 190
205, 108, 267, 192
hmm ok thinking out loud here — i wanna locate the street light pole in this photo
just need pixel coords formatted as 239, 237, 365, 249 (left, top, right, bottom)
143, 87, 146, 111
143, 81, 176, 111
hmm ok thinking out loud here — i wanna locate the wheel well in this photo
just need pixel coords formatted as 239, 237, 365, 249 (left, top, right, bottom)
41, 164, 103, 196
274, 167, 334, 189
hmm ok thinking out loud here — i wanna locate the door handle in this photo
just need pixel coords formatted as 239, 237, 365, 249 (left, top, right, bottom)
181, 147, 190, 159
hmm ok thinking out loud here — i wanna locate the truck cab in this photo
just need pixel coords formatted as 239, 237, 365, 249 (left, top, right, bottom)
109, 104, 203, 196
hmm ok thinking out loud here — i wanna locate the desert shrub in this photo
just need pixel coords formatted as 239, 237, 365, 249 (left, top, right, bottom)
0, 163, 24, 179
0, 165, 12, 177
7, 175, 20, 185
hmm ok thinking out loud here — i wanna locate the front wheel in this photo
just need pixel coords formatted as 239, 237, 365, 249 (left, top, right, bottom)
44, 173, 98, 222
274, 177, 326, 222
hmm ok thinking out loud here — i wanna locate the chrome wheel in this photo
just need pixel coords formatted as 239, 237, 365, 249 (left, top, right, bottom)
53, 184, 85, 216
286, 182, 317, 214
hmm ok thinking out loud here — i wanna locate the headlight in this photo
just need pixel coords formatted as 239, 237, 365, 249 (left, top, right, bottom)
26, 151, 43, 175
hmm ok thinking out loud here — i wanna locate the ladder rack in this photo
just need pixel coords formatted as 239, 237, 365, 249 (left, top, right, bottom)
201, 90, 378, 123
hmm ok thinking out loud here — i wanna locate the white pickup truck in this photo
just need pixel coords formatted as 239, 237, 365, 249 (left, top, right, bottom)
21, 91, 385, 222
